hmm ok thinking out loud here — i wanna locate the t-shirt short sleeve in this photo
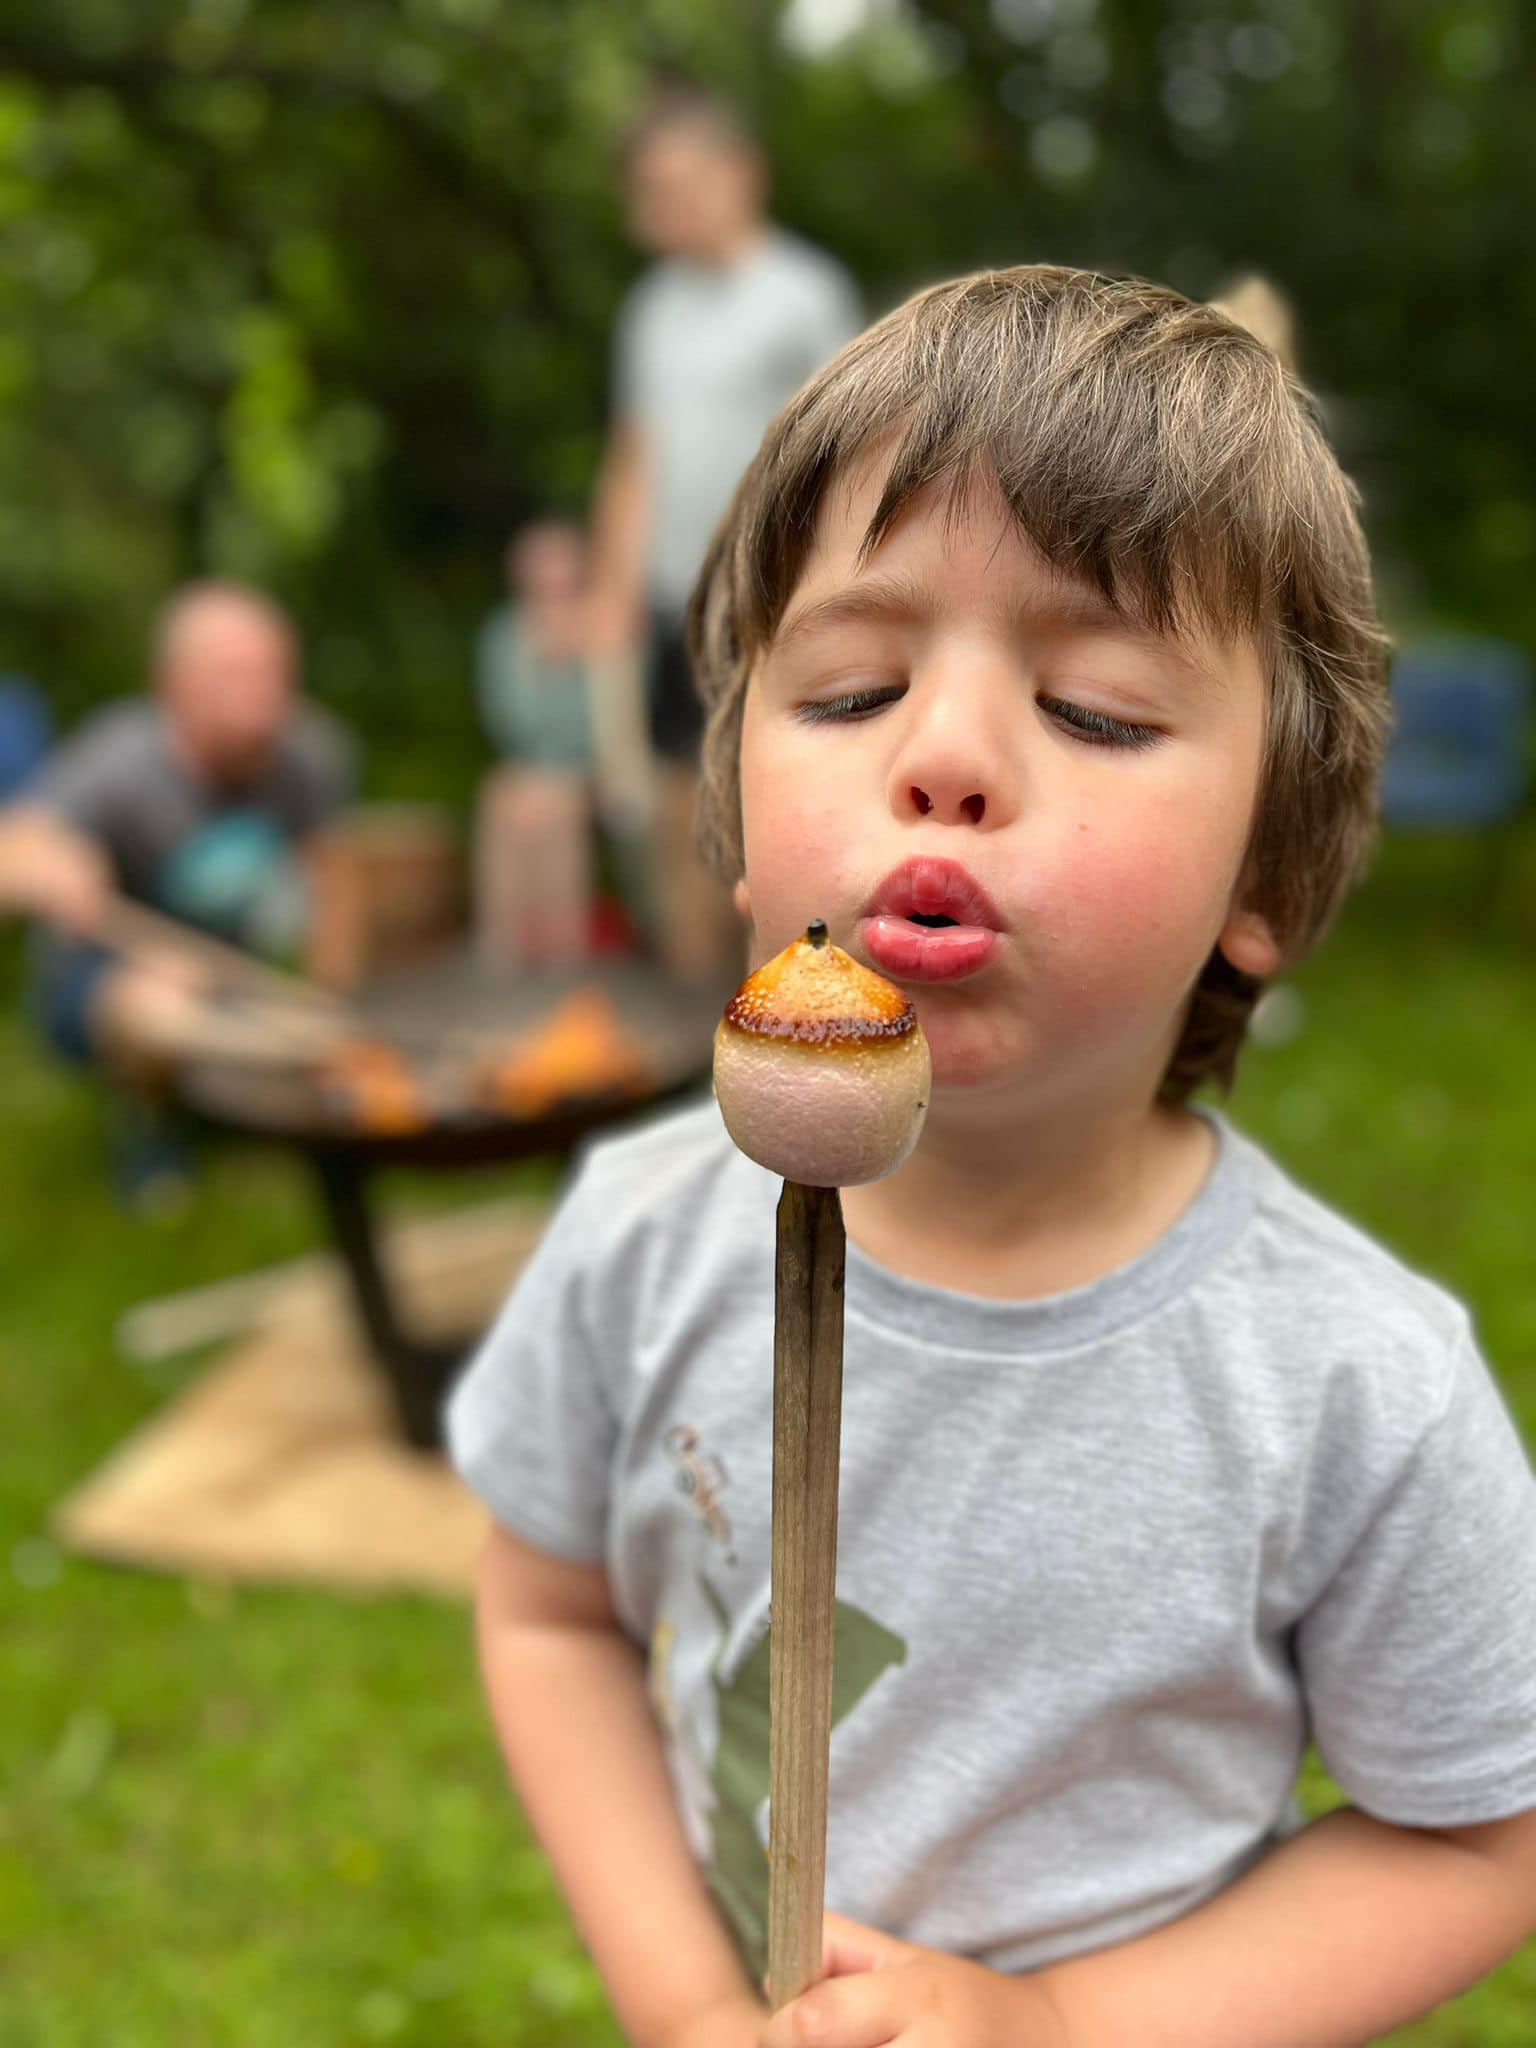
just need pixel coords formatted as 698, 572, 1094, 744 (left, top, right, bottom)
1296, 1329, 1536, 1825
795, 260, 862, 380
34, 703, 147, 842
284, 704, 357, 832
611, 280, 649, 426
445, 1156, 619, 1565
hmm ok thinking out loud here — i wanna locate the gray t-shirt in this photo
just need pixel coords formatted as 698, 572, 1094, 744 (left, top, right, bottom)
34, 698, 354, 936
615, 230, 861, 613
447, 1099, 1536, 1981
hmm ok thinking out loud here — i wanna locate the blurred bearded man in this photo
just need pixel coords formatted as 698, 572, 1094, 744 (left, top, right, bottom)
0, 580, 354, 1093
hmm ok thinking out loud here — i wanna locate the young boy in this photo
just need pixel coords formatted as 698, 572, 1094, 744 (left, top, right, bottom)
447, 267, 1536, 2048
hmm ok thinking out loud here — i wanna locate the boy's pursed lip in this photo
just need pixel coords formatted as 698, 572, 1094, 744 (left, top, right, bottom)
859, 856, 1004, 984
862, 915, 999, 982
864, 855, 1006, 931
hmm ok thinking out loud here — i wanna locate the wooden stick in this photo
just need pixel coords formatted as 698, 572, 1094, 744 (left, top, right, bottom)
767, 1179, 847, 2012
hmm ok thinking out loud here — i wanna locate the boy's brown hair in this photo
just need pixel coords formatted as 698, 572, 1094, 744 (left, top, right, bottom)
688, 264, 1391, 1100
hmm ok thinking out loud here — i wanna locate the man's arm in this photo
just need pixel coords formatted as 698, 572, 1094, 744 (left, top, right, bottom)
586, 415, 652, 658
0, 801, 113, 935
1038, 1801, 1536, 2048
474, 1523, 762, 2048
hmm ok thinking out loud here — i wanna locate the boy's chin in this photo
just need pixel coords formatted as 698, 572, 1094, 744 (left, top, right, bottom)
915, 1014, 1027, 1097
919, 1012, 1123, 1114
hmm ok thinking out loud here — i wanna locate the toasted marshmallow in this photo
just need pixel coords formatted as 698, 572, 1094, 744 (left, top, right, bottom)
713, 921, 931, 1187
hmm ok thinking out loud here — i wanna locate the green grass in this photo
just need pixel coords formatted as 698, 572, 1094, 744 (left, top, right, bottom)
2, 828, 1534, 2045
0, 979, 617, 2048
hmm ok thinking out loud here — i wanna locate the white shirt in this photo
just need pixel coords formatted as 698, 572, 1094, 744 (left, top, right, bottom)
615, 230, 862, 612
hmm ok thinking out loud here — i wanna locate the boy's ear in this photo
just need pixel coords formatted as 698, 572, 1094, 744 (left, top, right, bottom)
732, 877, 751, 922
1216, 904, 1282, 979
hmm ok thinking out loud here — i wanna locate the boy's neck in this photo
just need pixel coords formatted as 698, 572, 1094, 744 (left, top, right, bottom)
839, 1097, 1217, 1303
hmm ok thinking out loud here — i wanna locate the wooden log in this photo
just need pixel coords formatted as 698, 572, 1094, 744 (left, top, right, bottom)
767, 1179, 847, 2012
100, 894, 349, 1015
115, 1196, 550, 1362
115, 1255, 344, 1362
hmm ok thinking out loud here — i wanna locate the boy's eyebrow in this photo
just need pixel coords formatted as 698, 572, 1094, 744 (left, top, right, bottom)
771, 574, 930, 654
770, 569, 1227, 690
772, 571, 1172, 658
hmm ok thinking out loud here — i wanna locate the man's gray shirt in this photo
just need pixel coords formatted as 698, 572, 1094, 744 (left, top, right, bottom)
615, 230, 862, 614
34, 698, 354, 910
448, 1100, 1536, 1977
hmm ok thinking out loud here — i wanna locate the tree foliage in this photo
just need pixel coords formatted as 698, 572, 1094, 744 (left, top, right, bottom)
0, 0, 1531, 784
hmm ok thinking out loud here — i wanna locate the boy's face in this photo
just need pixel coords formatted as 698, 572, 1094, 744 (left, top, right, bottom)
737, 458, 1280, 1119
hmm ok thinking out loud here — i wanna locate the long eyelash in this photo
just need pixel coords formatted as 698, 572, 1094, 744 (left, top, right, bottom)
795, 686, 906, 725
1043, 697, 1164, 751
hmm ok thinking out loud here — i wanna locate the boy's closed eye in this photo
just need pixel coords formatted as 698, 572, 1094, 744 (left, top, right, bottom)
793, 683, 906, 725
792, 681, 1165, 751
1042, 696, 1166, 750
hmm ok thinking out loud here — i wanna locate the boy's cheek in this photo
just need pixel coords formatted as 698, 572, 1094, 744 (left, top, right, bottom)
739, 797, 853, 952
1055, 798, 1250, 932
1024, 828, 1243, 998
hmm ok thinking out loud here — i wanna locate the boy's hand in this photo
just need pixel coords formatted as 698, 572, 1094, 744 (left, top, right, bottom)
667, 1994, 766, 2048
759, 1913, 1071, 2047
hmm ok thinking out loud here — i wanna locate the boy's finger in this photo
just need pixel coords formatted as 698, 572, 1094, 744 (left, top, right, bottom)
760, 1971, 900, 2048
820, 1910, 913, 1977
757, 1916, 914, 2006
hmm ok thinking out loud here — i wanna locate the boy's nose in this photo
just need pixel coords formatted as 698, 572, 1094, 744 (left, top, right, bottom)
887, 680, 1018, 831
908, 784, 986, 824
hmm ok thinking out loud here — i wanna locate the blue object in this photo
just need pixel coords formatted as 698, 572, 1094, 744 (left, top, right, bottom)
1381, 638, 1531, 829
0, 675, 53, 799
154, 809, 292, 942
28, 934, 112, 1064
105, 1096, 197, 1221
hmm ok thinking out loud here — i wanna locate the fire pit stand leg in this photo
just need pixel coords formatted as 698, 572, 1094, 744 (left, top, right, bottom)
308, 1146, 459, 1451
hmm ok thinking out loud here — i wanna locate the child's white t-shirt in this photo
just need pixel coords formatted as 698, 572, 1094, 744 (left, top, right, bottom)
446, 1099, 1536, 1978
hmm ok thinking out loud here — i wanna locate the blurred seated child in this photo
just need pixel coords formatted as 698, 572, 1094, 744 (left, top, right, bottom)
474, 521, 652, 967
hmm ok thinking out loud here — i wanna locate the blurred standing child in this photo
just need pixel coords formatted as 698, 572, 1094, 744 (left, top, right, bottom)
474, 520, 651, 966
